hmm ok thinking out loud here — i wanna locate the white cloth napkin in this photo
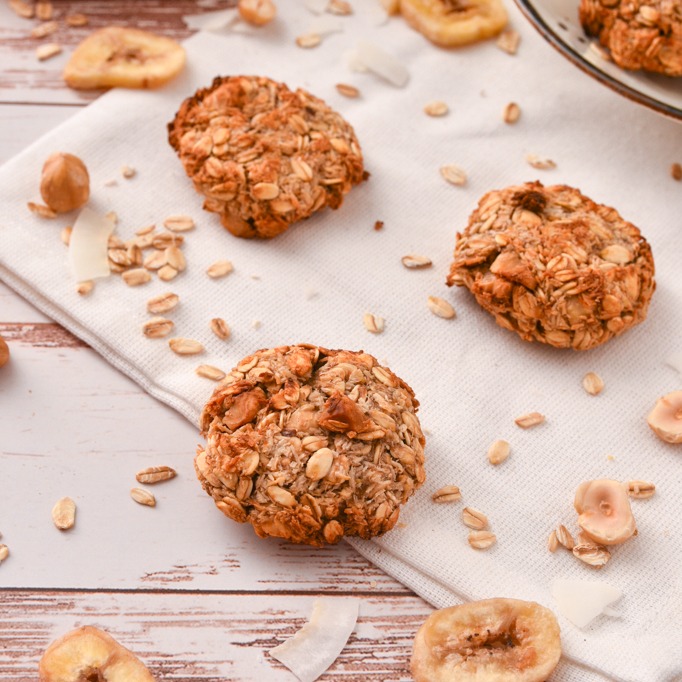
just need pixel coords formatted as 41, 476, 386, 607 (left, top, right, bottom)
1, 3, 681, 680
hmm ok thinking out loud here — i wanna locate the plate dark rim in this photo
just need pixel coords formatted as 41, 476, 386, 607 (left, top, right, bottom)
513, 0, 682, 121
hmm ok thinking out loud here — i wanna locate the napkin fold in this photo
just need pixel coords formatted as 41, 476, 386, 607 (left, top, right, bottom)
1, 3, 681, 680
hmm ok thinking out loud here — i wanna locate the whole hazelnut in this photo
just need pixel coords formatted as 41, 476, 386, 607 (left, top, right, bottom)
0, 335, 9, 368
40, 152, 90, 213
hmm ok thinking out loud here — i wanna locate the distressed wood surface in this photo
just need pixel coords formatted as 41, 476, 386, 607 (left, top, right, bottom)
0, 3, 433, 679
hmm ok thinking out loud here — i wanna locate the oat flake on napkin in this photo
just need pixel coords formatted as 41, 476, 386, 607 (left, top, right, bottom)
1, 2, 681, 680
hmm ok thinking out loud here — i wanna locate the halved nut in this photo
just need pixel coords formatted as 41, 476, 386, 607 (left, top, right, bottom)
38, 625, 155, 681
574, 479, 636, 546
647, 390, 682, 444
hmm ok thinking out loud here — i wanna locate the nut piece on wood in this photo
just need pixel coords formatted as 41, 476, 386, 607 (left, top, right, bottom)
51, 497, 76, 531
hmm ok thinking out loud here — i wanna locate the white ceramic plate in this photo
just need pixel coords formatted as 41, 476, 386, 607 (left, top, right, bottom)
513, 0, 682, 119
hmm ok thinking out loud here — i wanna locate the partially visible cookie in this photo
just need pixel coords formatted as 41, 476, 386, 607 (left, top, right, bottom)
195, 344, 426, 546
446, 181, 655, 350
168, 76, 366, 239
580, 0, 682, 76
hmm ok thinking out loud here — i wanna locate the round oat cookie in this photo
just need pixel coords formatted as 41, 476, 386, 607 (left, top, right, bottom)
167, 76, 366, 239
195, 345, 426, 546
446, 181, 655, 351
580, 0, 682, 76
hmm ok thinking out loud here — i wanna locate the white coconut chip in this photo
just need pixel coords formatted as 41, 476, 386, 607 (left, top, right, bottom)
551, 578, 622, 629
664, 351, 682, 377
269, 598, 359, 682
353, 40, 409, 87
304, 0, 329, 14
68, 207, 114, 281
183, 9, 237, 32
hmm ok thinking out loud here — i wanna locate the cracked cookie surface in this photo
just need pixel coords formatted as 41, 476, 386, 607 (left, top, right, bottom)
195, 345, 426, 546
168, 76, 366, 239
580, 0, 682, 76
446, 181, 655, 350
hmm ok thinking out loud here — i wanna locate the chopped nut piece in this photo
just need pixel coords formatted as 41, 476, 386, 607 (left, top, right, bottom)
671, 162, 682, 181
28, 202, 57, 219
582, 371, 604, 396
206, 260, 234, 279
136, 465, 177, 484
374, 220, 384, 231
143, 317, 174, 338
525, 154, 556, 170
336, 83, 360, 98
146, 293, 178, 315
547, 530, 559, 552
555, 524, 575, 550
647, 390, 682, 443
572, 543, 611, 568
431, 485, 462, 503
36, 42, 62, 61
238, 0, 277, 25
424, 100, 449, 117
210, 318, 231, 340
363, 313, 385, 334
0, 544, 8, 563
514, 412, 545, 429
76, 281, 94, 296
66, 13, 89, 26
122, 268, 152, 286
468, 530, 497, 549
130, 487, 156, 507
196, 364, 227, 381
427, 296, 456, 319
440, 164, 467, 186
296, 33, 322, 48
169, 337, 204, 355
305, 447, 334, 480
462, 506, 489, 530
496, 28, 520, 54
32, 21, 59, 38
487, 439, 510, 465
401, 254, 432, 269
121, 165, 136, 179
51, 497, 76, 531
626, 480, 656, 499
503, 101, 520, 124
163, 215, 195, 232
574, 479, 637, 546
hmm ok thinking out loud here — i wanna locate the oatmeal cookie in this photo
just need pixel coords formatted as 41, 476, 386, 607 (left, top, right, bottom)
446, 181, 655, 350
168, 76, 366, 239
195, 344, 426, 546
580, 0, 682, 76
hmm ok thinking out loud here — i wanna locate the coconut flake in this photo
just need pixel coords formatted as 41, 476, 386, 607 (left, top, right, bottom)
269, 598, 359, 682
551, 578, 622, 629
354, 40, 409, 87
304, 0, 329, 14
183, 9, 237, 31
68, 207, 114, 281
665, 352, 682, 377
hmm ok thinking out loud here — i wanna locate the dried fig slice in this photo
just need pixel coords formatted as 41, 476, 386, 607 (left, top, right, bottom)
39, 625, 155, 681
411, 598, 561, 682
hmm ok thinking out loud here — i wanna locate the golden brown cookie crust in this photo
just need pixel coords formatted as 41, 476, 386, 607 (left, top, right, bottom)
580, 0, 682, 76
168, 76, 366, 239
195, 344, 426, 546
446, 181, 655, 350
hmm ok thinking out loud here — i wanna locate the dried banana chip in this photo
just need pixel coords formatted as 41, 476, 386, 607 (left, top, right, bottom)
400, 0, 508, 47
63, 26, 186, 90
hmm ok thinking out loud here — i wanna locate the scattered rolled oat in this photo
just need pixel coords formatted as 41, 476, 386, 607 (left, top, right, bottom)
147, 292, 179, 315
164, 215, 195, 232
196, 364, 227, 381
0, 544, 9, 564
487, 439, 510, 465
427, 295, 456, 319
76, 281, 94, 296
572, 543, 611, 568
165, 245, 186, 272
152, 233, 183, 249
136, 465, 177, 484
210, 318, 231, 340
671, 162, 682, 181
169, 337, 204, 355
328, 0, 353, 14
66, 12, 89, 26
136, 224, 156, 236
36, 1, 53, 20
503, 101, 520, 124
206, 260, 234, 278
31, 21, 59, 38
547, 530, 559, 553
121, 165, 136, 179
51, 497, 76, 531
28, 202, 57, 219
514, 412, 545, 429
130, 487, 156, 507
143, 317, 174, 338
431, 485, 462, 503
582, 371, 604, 396
157, 264, 179, 281
401, 254, 432, 269
525, 154, 556, 170
143, 250, 166, 271
555, 524, 575, 550
424, 100, 449, 117
468, 530, 496, 550
462, 507, 489, 530
363, 313, 385, 334
626, 480, 656, 499
36, 43, 62, 61
122, 268, 152, 286
440, 164, 467, 186
9, 0, 34, 19
296, 33, 322, 48
336, 83, 360, 98
496, 28, 520, 54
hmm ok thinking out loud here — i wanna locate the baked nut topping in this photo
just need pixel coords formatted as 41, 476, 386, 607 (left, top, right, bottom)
168, 76, 366, 239
446, 181, 655, 350
580, 0, 682, 76
574, 479, 637, 546
411, 598, 561, 682
647, 390, 682, 443
195, 344, 425, 545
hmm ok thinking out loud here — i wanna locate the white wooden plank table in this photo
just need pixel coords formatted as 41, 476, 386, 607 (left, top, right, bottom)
0, 2, 432, 679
